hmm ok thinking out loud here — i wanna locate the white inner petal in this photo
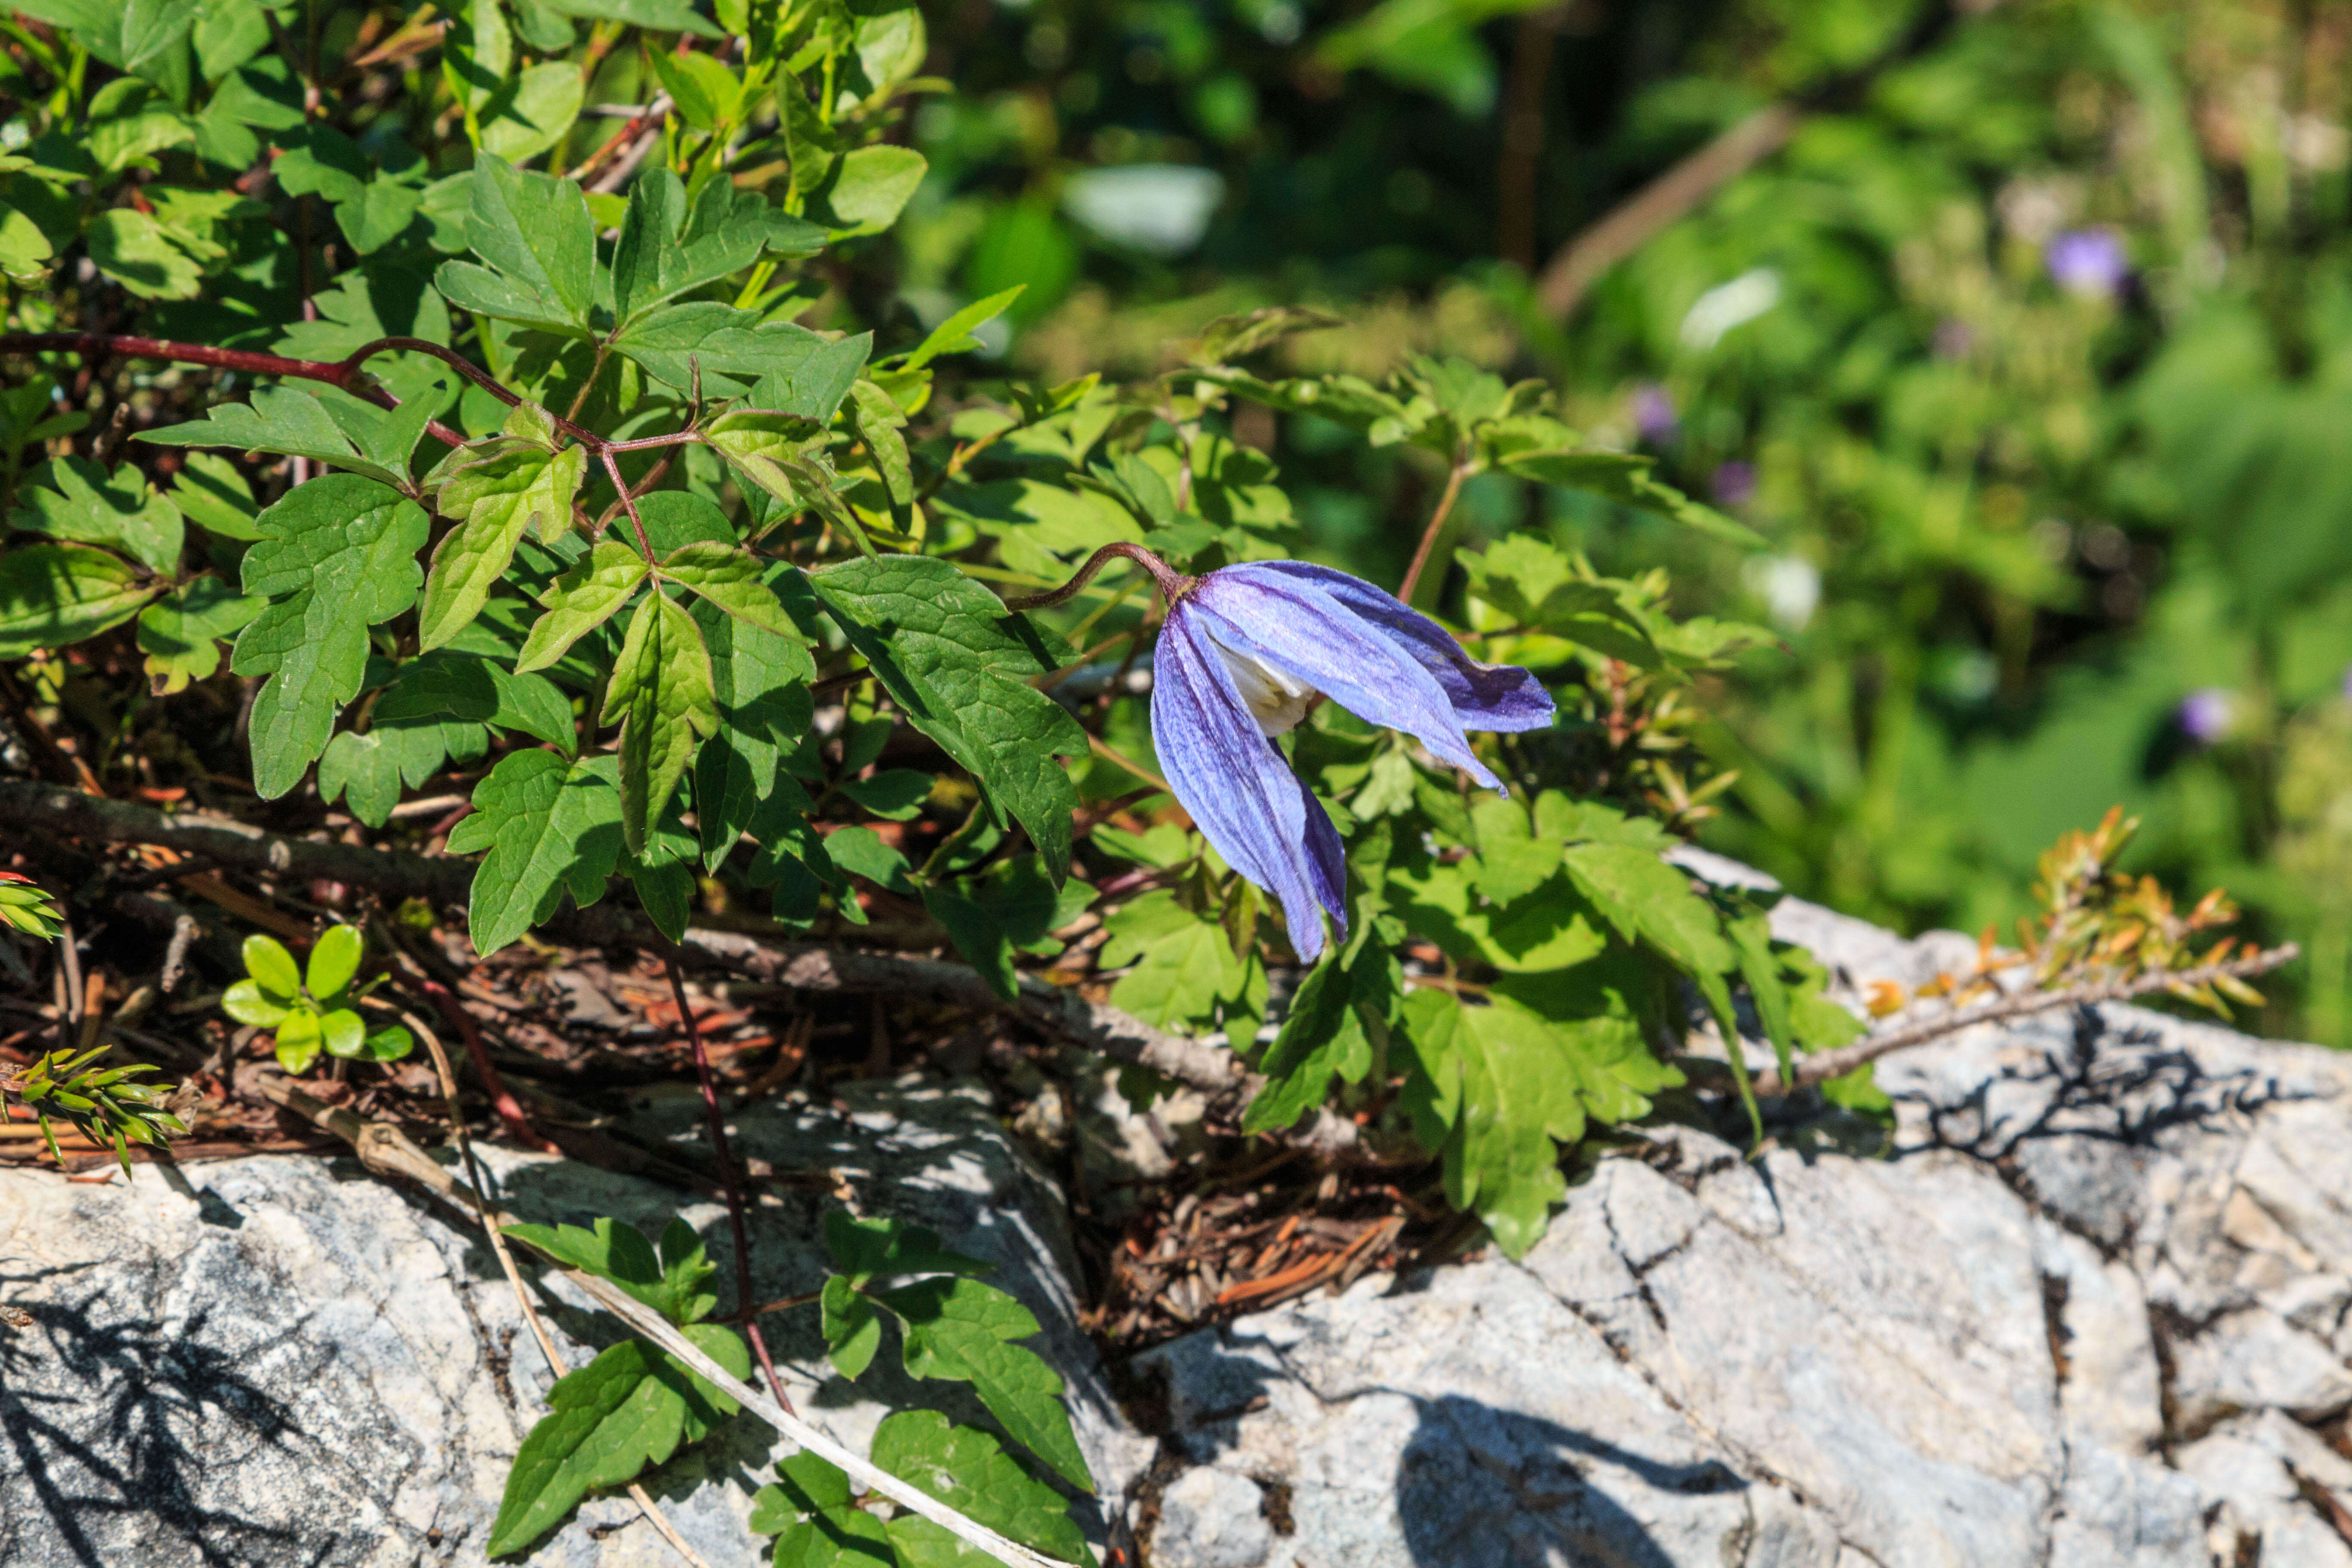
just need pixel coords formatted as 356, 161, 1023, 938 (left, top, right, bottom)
1208, 632, 1319, 737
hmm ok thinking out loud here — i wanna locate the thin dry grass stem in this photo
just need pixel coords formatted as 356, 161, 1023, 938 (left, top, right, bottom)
396, 1006, 714, 1568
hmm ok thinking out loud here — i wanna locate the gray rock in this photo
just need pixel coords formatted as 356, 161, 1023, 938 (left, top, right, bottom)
0, 1080, 1148, 1568
1136, 883, 2352, 1568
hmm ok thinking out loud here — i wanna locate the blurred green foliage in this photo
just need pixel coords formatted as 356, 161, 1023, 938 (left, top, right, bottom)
894, 0, 2352, 1044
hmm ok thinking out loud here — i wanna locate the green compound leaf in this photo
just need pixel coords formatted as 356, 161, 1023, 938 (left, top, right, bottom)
516, 541, 649, 672
484, 1326, 747, 1559
748, 1451, 897, 1568
229, 476, 430, 798
0, 544, 162, 659
691, 582, 818, 867
10, 456, 183, 574
658, 541, 808, 639
1558, 841, 1735, 979
871, 1275, 1093, 1490
419, 441, 587, 650
446, 749, 624, 954
1399, 989, 1587, 1260
609, 163, 821, 324
612, 303, 866, 406
137, 577, 263, 694
605, 591, 718, 856
872, 1411, 1096, 1568
799, 557, 1087, 884
434, 150, 597, 335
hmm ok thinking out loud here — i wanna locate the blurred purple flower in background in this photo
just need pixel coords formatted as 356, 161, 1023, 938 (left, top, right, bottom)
1632, 383, 1678, 443
2178, 688, 2233, 744
2046, 229, 2128, 299
1148, 560, 1554, 962
1711, 461, 1757, 508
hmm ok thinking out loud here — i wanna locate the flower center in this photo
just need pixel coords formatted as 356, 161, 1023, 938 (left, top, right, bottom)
1208, 634, 1318, 737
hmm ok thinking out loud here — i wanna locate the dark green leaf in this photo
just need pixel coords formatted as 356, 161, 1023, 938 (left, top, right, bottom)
606, 589, 719, 855
446, 750, 625, 953
872, 1412, 1093, 1568
230, 476, 430, 798
872, 1276, 1093, 1489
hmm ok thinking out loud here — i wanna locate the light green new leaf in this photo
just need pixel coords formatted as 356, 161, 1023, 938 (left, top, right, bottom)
872, 1412, 1093, 1568
516, 542, 649, 671
646, 47, 741, 134
658, 542, 805, 638
137, 577, 262, 693
419, 442, 587, 649
0, 199, 53, 285
306, 924, 363, 1000
801, 557, 1087, 882
444, 748, 625, 954
230, 476, 429, 797
606, 591, 718, 855
873, 1275, 1093, 1490
10, 456, 183, 574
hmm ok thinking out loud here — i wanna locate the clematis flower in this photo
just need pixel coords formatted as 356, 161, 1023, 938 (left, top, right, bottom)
1014, 546, 1555, 962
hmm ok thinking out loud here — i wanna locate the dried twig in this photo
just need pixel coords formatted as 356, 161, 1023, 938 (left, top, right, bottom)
1743, 943, 2301, 1096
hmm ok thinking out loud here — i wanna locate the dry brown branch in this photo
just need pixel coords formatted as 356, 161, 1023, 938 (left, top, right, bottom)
1743, 943, 2301, 1097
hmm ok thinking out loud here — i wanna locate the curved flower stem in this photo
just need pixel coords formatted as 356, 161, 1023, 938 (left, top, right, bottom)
999, 541, 1189, 611
1396, 445, 1473, 609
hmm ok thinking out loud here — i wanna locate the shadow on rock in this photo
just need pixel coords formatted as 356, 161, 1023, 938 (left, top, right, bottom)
0, 1265, 315, 1568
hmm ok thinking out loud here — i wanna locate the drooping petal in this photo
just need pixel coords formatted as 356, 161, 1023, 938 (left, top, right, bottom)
1186, 569, 1505, 792
1150, 607, 1345, 962
1224, 560, 1556, 732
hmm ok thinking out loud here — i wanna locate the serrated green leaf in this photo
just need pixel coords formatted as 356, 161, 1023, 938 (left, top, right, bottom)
800, 557, 1086, 883
822, 1211, 995, 1288
1098, 890, 1249, 1031
517, 541, 649, 672
872, 1276, 1092, 1489
659, 542, 806, 639
1242, 946, 1393, 1135
480, 62, 585, 163
821, 1274, 881, 1380
749, 1452, 896, 1567
606, 590, 718, 856
849, 381, 913, 508
435, 151, 596, 335
1726, 907, 1796, 1085
446, 750, 625, 953
420, 442, 587, 649
692, 583, 818, 866
1399, 989, 1581, 1259
873, 1412, 1093, 1568
10, 456, 183, 574
163, 451, 260, 539
614, 304, 866, 407
483, 1341, 682, 1558
1558, 843, 1734, 977
137, 576, 262, 694
230, 476, 429, 797
141, 385, 414, 488
85, 208, 203, 300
